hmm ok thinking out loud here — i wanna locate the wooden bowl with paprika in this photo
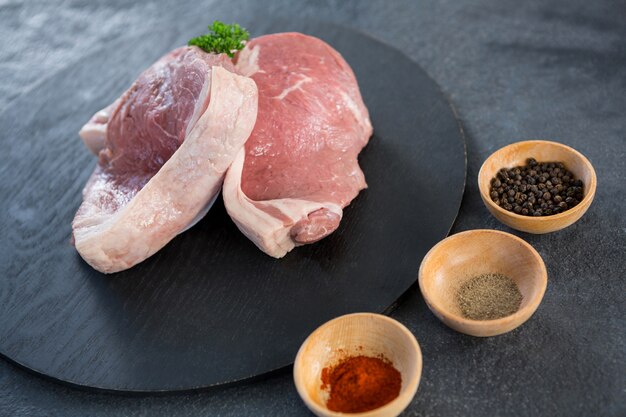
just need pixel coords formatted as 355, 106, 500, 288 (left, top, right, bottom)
293, 313, 422, 417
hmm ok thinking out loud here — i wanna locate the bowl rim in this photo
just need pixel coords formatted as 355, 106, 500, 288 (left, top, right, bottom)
293, 312, 422, 417
478, 140, 597, 222
418, 229, 548, 327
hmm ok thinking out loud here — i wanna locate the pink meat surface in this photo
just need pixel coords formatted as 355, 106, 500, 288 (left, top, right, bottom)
73, 46, 258, 273
223, 33, 373, 257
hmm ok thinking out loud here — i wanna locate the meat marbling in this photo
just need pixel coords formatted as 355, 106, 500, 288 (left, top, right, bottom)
73, 46, 258, 273
223, 33, 373, 258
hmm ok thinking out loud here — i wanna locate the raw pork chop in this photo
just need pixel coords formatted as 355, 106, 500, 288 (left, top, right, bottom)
73, 46, 258, 273
223, 33, 373, 257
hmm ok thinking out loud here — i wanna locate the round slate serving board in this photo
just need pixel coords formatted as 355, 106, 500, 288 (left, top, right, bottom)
0, 20, 465, 392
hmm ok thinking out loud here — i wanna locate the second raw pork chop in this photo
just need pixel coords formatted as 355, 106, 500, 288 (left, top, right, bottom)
223, 33, 373, 257
73, 46, 258, 273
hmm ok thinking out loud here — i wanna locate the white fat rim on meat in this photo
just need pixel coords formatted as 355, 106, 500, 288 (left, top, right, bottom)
78, 99, 121, 155
184, 70, 212, 139
73, 66, 258, 273
236, 44, 263, 76
223, 148, 343, 258
178, 66, 215, 232
180, 191, 218, 232
79, 123, 107, 154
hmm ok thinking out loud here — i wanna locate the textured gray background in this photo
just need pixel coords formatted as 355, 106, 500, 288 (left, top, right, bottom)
0, 0, 624, 416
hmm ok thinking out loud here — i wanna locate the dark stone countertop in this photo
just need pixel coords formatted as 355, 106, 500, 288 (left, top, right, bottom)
0, 0, 624, 416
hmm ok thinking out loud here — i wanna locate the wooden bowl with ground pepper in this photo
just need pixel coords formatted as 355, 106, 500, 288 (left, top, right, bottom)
478, 140, 596, 233
293, 313, 422, 417
418, 229, 547, 337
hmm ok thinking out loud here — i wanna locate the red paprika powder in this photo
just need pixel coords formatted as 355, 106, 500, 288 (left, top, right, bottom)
320, 355, 402, 413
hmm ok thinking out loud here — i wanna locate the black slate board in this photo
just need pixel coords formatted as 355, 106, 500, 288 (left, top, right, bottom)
0, 21, 465, 392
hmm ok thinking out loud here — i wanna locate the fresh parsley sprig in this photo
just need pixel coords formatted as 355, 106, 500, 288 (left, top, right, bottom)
188, 21, 249, 57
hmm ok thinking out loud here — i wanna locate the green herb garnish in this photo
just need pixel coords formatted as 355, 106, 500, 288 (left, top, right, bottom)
188, 21, 249, 57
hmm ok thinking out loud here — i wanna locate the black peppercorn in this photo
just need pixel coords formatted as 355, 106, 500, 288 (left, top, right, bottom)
488, 158, 583, 217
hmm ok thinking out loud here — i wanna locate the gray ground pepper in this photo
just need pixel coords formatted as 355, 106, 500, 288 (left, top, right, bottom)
457, 273, 522, 320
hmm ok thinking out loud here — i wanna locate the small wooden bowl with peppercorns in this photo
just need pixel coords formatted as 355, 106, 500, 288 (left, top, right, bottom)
293, 313, 422, 417
478, 140, 596, 233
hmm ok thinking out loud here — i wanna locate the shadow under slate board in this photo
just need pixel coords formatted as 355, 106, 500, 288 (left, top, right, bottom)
0, 20, 466, 392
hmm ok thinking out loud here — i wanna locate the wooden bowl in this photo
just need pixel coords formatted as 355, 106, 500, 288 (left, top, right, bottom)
293, 313, 422, 417
478, 140, 596, 233
418, 229, 547, 337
